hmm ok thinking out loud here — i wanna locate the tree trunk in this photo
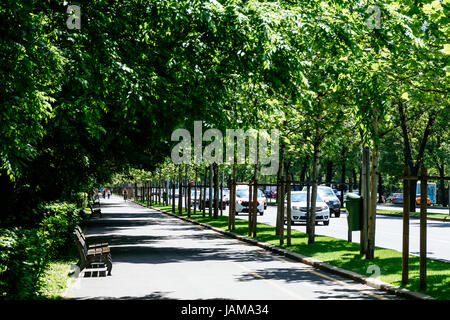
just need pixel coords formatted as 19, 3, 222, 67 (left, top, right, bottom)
276, 143, 285, 235
172, 179, 175, 213
300, 158, 308, 188
209, 164, 213, 217
213, 163, 219, 219
178, 166, 182, 215
252, 163, 258, 237
366, 144, 379, 260
184, 166, 188, 209
279, 175, 285, 245
398, 101, 436, 213
231, 159, 237, 230
194, 168, 198, 214
202, 167, 207, 217
326, 160, 333, 186
377, 172, 384, 203
340, 146, 346, 207
286, 175, 292, 246
438, 166, 446, 207
308, 129, 321, 245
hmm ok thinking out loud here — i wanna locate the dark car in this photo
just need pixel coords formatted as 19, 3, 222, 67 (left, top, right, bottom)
390, 193, 403, 204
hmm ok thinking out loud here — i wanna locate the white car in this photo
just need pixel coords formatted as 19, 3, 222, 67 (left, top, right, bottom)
284, 191, 330, 225
302, 185, 341, 217
235, 187, 265, 215
222, 188, 230, 205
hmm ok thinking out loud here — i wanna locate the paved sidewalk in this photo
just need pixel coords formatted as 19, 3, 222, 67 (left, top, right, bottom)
65, 196, 399, 300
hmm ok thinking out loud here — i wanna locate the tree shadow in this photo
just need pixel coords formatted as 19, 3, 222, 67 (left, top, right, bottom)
67, 291, 174, 300
234, 267, 395, 300
109, 245, 275, 265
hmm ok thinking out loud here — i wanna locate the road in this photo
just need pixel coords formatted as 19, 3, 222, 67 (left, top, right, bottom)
66, 197, 400, 300
207, 203, 450, 263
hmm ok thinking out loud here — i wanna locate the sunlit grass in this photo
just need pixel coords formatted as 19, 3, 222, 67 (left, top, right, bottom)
377, 209, 449, 219
37, 248, 78, 300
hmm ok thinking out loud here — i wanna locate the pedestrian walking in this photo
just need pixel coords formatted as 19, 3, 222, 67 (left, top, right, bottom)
123, 189, 128, 201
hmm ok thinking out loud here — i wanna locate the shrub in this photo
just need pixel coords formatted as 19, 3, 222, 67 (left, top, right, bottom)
0, 201, 85, 299
38, 202, 84, 259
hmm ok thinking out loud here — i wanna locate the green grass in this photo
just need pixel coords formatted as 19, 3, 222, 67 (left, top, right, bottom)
143, 201, 450, 300
377, 210, 449, 219
37, 248, 79, 299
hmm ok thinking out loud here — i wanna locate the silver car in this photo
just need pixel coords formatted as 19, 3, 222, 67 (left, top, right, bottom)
235, 187, 265, 215
285, 191, 330, 226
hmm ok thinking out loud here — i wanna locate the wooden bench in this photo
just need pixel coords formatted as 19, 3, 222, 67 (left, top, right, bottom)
73, 229, 112, 276
88, 203, 102, 218
74, 226, 108, 249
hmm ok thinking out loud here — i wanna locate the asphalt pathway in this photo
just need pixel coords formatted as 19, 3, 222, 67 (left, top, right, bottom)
65, 196, 400, 300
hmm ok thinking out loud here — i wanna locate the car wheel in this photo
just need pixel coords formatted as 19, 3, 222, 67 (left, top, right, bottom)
259, 211, 263, 216
324, 221, 329, 226
334, 211, 340, 218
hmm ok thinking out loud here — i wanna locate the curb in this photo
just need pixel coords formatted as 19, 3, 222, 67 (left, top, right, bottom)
135, 202, 434, 300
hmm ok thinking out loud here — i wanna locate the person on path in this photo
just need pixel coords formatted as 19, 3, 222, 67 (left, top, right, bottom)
123, 189, 128, 201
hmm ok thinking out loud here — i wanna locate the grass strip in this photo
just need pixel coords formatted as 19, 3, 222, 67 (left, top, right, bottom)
377, 210, 449, 219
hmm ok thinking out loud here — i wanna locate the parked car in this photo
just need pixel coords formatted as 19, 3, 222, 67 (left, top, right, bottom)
222, 188, 230, 205
198, 188, 227, 210
302, 186, 341, 217
235, 187, 265, 215
389, 193, 403, 204
284, 191, 330, 226
415, 194, 431, 205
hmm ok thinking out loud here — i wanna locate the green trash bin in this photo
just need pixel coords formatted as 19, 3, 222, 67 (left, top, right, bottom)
345, 193, 362, 231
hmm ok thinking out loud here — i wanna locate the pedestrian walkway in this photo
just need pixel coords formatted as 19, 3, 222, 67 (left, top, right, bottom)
65, 196, 400, 300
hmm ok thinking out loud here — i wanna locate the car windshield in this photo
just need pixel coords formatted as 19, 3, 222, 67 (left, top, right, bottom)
318, 188, 336, 197
290, 192, 323, 202
236, 189, 264, 198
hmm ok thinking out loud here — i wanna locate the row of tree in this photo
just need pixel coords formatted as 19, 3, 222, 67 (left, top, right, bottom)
1, 0, 448, 241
